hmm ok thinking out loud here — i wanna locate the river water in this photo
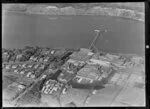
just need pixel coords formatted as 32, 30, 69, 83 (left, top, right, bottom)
2, 11, 145, 56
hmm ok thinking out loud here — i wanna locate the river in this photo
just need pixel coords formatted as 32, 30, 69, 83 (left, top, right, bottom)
2, 11, 145, 56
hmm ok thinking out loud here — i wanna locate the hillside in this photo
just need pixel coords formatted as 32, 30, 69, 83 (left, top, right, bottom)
2, 3, 145, 21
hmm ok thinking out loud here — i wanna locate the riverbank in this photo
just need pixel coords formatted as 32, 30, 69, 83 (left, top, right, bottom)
2, 3, 144, 22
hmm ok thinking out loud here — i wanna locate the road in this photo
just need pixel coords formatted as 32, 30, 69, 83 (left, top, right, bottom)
3, 62, 51, 106
12, 70, 47, 106
3, 55, 144, 106
11, 61, 64, 106
109, 67, 137, 106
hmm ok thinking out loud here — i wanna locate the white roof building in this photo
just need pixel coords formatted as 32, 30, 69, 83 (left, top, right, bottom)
87, 58, 110, 67
46, 6, 58, 9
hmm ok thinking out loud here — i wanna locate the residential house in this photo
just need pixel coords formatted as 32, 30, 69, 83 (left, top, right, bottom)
26, 63, 35, 69
42, 79, 64, 95
21, 63, 28, 68
4, 64, 11, 70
